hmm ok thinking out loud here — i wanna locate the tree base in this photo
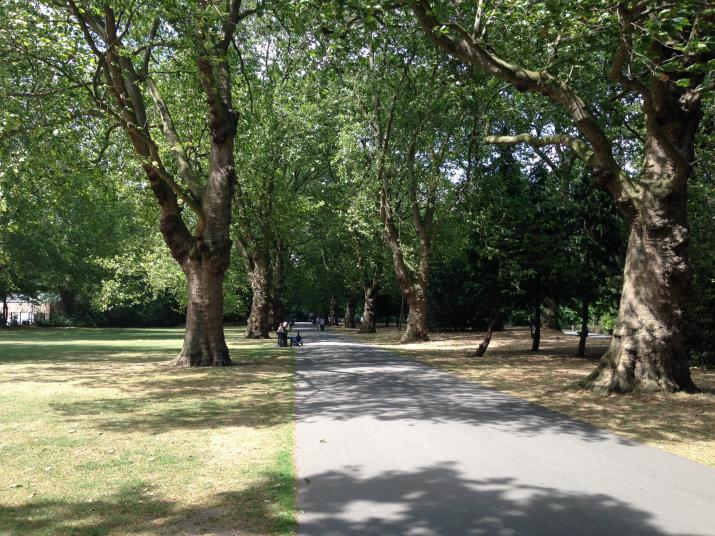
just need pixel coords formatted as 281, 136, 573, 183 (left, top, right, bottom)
400, 330, 430, 343
174, 352, 232, 367
581, 345, 699, 394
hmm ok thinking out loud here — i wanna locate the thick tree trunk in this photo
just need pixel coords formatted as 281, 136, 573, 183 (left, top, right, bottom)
402, 291, 429, 343
577, 298, 589, 357
543, 296, 561, 331
344, 292, 356, 329
360, 284, 378, 333
531, 302, 541, 352
71, 6, 240, 368
58, 288, 75, 317
583, 197, 697, 392
175, 256, 231, 367
583, 95, 701, 393
245, 252, 270, 339
328, 295, 337, 325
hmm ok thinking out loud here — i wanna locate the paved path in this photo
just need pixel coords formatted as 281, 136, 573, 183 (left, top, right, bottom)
295, 323, 715, 535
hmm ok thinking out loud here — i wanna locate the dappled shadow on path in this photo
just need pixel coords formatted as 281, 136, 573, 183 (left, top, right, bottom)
300, 462, 697, 536
297, 337, 631, 445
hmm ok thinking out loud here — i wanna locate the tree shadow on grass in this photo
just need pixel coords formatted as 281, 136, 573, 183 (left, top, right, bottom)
42, 356, 294, 433
0, 326, 255, 365
0, 468, 294, 536
49, 390, 293, 433
299, 462, 704, 536
0, 344, 179, 364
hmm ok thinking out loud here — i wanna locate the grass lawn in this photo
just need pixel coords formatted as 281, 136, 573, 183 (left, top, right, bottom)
344, 326, 715, 468
0, 327, 295, 536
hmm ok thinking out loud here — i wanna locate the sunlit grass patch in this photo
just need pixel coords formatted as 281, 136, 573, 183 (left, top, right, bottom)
348, 326, 715, 468
0, 326, 295, 535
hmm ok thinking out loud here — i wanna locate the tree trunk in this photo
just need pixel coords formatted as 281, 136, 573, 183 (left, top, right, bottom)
543, 296, 561, 331
175, 256, 231, 367
402, 291, 429, 343
58, 288, 75, 317
1, 295, 7, 328
583, 96, 700, 393
269, 295, 282, 332
328, 295, 337, 325
531, 301, 541, 352
245, 251, 270, 339
474, 312, 499, 357
269, 241, 286, 330
344, 291, 356, 328
65, 5, 240, 368
583, 196, 697, 392
577, 298, 588, 357
360, 284, 378, 333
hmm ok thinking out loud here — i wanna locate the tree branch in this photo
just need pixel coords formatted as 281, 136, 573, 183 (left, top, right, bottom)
145, 77, 204, 201
483, 133, 593, 163
410, 0, 627, 202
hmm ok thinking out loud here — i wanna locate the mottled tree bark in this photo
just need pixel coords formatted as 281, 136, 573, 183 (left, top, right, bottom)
543, 296, 561, 331
360, 283, 378, 333
176, 255, 231, 366
328, 295, 337, 325
403, 289, 430, 342
582, 85, 701, 392
344, 291, 357, 328
583, 184, 697, 392
245, 251, 271, 339
269, 240, 286, 330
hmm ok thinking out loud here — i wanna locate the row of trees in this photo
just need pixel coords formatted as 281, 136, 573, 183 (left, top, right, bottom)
1, 1, 713, 392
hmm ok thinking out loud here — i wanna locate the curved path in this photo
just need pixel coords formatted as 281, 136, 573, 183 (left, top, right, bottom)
294, 323, 715, 535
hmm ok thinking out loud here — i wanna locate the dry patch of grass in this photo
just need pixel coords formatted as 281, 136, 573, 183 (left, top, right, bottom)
0, 327, 295, 536
346, 326, 715, 468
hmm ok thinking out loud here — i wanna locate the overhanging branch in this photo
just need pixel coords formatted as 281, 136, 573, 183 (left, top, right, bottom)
482, 133, 593, 164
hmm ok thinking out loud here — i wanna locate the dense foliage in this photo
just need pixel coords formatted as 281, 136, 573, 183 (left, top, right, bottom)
0, 1, 712, 377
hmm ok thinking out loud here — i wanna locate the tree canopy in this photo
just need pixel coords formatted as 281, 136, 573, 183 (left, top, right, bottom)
1, 0, 713, 392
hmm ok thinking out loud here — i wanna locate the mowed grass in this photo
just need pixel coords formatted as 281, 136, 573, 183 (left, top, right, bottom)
345, 326, 715, 468
0, 327, 295, 536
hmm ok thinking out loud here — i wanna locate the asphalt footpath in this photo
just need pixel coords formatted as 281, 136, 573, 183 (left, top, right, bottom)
294, 322, 715, 536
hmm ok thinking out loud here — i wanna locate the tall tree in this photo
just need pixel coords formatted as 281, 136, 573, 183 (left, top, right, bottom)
4, 1, 266, 364
353, 33, 457, 342
410, 0, 713, 391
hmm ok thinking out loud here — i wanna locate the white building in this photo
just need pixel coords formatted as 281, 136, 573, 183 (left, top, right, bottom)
4, 295, 52, 326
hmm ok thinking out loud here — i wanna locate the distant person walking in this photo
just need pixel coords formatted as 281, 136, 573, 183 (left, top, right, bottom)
319, 316, 326, 331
